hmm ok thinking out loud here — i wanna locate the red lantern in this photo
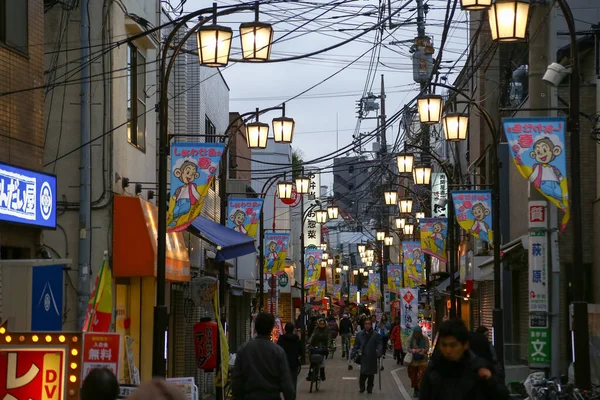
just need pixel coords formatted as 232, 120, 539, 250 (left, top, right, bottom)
194, 319, 218, 370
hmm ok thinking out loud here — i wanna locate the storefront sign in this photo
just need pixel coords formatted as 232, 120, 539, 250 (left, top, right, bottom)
31, 265, 64, 331
0, 350, 65, 400
528, 201, 547, 230
528, 326, 551, 365
431, 173, 448, 218
400, 288, 419, 351
303, 169, 321, 247
82, 333, 122, 380
529, 231, 548, 312
0, 162, 56, 228
278, 272, 289, 288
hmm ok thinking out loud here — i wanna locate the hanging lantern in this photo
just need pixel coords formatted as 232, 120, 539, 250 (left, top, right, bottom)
366, 249, 374, 258
384, 190, 398, 206
295, 175, 310, 194
196, 24, 233, 67
416, 212, 425, 220
359, 267, 365, 273
335, 266, 342, 274
368, 268, 374, 274
367, 256, 374, 262
442, 113, 469, 141
277, 181, 293, 200
403, 223, 414, 236
399, 198, 413, 214
194, 319, 218, 369
327, 205, 339, 220
328, 258, 333, 266
376, 231, 386, 241
397, 152, 415, 174
488, 0, 530, 42
395, 217, 406, 230
239, 20, 274, 61
417, 94, 444, 124
322, 252, 329, 261
272, 116, 295, 143
460, 0, 492, 10
353, 270, 359, 276
321, 244, 328, 251
413, 164, 432, 185
363, 270, 369, 275
343, 265, 349, 271
384, 236, 394, 246
358, 244, 366, 254
246, 121, 269, 149
361, 257, 367, 264
315, 209, 328, 224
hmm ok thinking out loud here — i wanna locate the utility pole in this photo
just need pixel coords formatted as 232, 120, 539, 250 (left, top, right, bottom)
77, 0, 92, 330
380, 74, 389, 311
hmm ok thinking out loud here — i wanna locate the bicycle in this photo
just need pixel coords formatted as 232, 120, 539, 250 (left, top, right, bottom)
341, 334, 352, 360
308, 347, 327, 393
328, 340, 337, 359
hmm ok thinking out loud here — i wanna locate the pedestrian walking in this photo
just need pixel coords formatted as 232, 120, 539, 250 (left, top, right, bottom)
419, 319, 509, 400
407, 325, 430, 397
277, 323, 303, 389
390, 316, 404, 365
351, 318, 383, 394
473, 326, 505, 382
339, 313, 354, 358
307, 317, 331, 381
81, 368, 119, 400
378, 315, 392, 358
231, 313, 296, 400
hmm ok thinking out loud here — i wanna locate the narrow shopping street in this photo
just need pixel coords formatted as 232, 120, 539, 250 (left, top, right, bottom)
296, 347, 414, 400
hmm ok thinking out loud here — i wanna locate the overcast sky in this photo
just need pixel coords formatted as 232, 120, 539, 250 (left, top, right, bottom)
182, 0, 469, 190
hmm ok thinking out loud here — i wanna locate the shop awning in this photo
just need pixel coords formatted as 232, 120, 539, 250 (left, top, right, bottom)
476, 235, 527, 269
189, 216, 256, 261
436, 271, 460, 293
113, 195, 190, 282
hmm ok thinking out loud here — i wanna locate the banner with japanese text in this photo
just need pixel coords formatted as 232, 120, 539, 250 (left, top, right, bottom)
400, 288, 419, 351
349, 285, 358, 302
419, 218, 448, 262
304, 248, 323, 287
504, 117, 569, 230
402, 241, 425, 287
309, 281, 326, 300
367, 272, 381, 301
452, 191, 493, 244
387, 265, 403, 294
227, 198, 263, 238
263, 232, 290, 275
332, 284, 341, 300
168, 143, 224, 232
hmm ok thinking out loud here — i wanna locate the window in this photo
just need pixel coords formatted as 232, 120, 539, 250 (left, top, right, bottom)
0, 0, 28, 54
127, 43, 146, 151
205, 116, 216, 143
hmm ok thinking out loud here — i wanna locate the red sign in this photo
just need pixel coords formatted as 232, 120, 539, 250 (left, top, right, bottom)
279, 188, 301, 207
403, 291, 415, 304
82, 333, 121, 380
529, 205, 546, 224
0, 349, 65, 400
193, 321, 217, 370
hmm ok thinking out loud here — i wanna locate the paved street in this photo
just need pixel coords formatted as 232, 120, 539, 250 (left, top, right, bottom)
297, 345, 415, 400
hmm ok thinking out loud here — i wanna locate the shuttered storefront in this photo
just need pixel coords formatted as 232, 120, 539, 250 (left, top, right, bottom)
472, 281, 493, 332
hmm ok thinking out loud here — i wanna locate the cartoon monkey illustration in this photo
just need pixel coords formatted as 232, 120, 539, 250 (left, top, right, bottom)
266, 241, 279, 273
528, 137, 566, 209
230, 209, 248, 235
429, 222, 446, 254
470, 202, 491, 243
306, 255, 316, 282
169, 159, 201, 227
394, 269, 402, 290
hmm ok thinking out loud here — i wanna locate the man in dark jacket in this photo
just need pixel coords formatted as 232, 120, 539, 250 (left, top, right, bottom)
419, 319, 509, 400
232, 313, 295, 400
277, 323, 302, 389
339, 314, 353, 358
351, 319, 383, 394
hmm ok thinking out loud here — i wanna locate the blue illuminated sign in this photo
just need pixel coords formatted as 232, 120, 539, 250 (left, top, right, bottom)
0, 162, 57, 228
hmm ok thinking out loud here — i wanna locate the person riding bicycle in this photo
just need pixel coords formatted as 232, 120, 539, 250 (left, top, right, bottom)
339, 313, 354, 358
307, 318, 331, 382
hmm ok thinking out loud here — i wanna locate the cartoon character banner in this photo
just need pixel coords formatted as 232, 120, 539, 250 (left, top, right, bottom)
367, 272, 381, 301
332, 284, 341, 300
402, 242, 425, 287
263, 232, 290, 275
419, 218, 448, 262
400, 288, 419, 351
227, 198, 263, 238
309, 281, 326, 300
504, 117, 569, 230
349, 285, 358, 302
387, 265, 403, 294
304, 248, 323, 287
168, 143, 224, 232
452, 191, 493, 244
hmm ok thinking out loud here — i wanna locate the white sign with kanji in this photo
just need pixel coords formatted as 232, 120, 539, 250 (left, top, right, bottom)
431, 173, 448, 218
528, 232, 548, 313
82, 333, 122, 381
303, 169, 321, 248
528, 201, 548, 230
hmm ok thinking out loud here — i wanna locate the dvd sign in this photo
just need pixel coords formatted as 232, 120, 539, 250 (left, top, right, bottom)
0, 349, 65, 400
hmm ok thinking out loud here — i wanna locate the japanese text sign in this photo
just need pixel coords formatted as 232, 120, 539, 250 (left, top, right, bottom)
400, 288, 419, 351
303, 169, 321, 247
387, 265, 402, 295
304, 248, 323, 287
402, 242, 425, 288
168, 143, 225, 233
452, 191, 493, 245
503, 117, 569, 230
367, 272, 381, 301
529, 231, 548, 313
0, 350, 65, 400
431, 173, 448, 218
529, 327, 551, 366
227, 198, 263, 238
0, 162, 56, 229
263, 232, 290, 276
419, 218, 448, 262
529, 201, 547, 230
82, 333, 121, 380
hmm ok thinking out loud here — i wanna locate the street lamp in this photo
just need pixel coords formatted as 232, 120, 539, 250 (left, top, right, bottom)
399, 198, 413, 214
363, 270, 369, 276
403, 223, 414, 236
328, 259, 333, 266
321, 244, 328, 251
366, 249, 374, 258
277, 180, 293, 200
322, 252, 329, 261
368, 268, 374, 274
395, 217, 406, 230
315, 209, 328, 224
417, 94, 444, 124
246, 114, 269, 149
367, 256, 374, 263
376, 231, 386, 241
413, 164, 432, 185
353, 270, 359, 276
343, 265, 349, 271
359, 267, 365, 273
272, 103, 295, 143
327, 205, 339, 220
384, 236, 394, 246
397, 152, 415, 174
295, 175, 310, 194
336, 266, 342, 274
239, 12, 274, 61
196, 23, 233, 67
460, 0, 491, 10
361, 257, 367, 264
442, 113, 469, 141
488, 0, 530, 42
416, 212, 425, 220
384, 190, 398, 206
358, 244, 366, 254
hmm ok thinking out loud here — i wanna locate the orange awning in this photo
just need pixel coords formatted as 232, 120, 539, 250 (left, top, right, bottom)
113, 195, 190, 282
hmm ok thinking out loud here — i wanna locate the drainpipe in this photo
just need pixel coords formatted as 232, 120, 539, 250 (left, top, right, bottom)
77, 0, 92, 330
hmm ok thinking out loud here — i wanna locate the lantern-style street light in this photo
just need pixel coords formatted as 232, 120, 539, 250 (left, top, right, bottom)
246, 115, 269, 149
315, 209, 328, 224
359, 267, 365, 273
399, 198, 413, 214
363, 270, 369, 276
397, 152, 415, 174
277, 180, 293, 200
361, 257, 367, 264
417, 94, 444, 124
321, 244, 328, 251
328, 205, 339, 220
488, 0, 530, 42
322, 252, 329, 261
376, 231, 386, 241
442, 113, 469, 141
384, 190, 398, 206
343, 265, 349, 271
368, 268, 374, 274
328, 258, 333, 266
366, 249, 374, 258
295, 175, 310, 194
272, 104, 295, 143
353, 270, 359, 276
336, 266, 342, 274
403, 223, 414, 236
413, 164, 432, 185
239, 12, 274, 61
460, 0, 492, 10
395, 217, 406, 230
196, 23, 233, 67
384, 236, 394, 246
358, 244, 366, 254
416, 212, 425, 220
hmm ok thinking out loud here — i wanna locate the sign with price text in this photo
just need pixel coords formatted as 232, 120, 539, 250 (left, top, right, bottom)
81, 333, 121, 380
